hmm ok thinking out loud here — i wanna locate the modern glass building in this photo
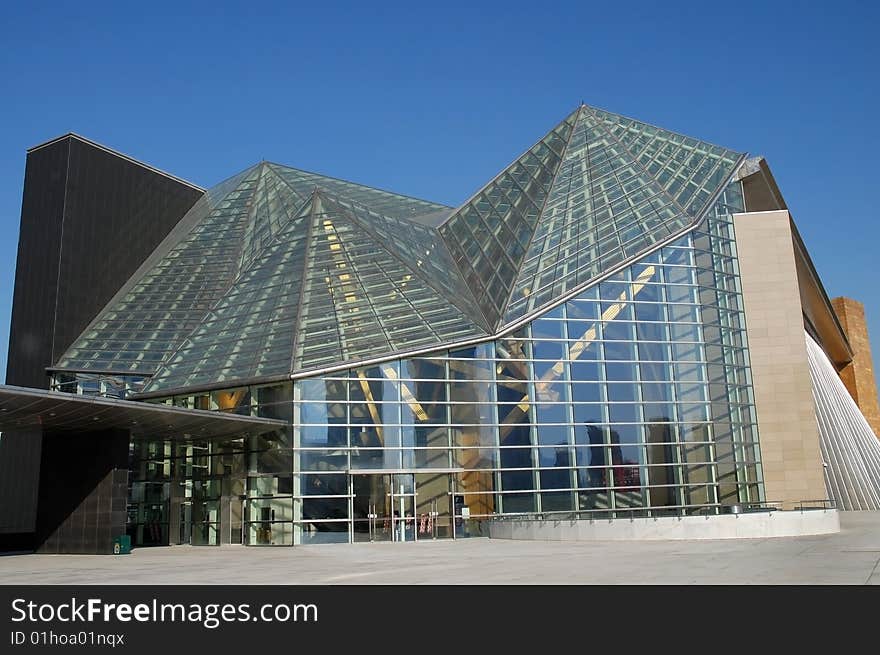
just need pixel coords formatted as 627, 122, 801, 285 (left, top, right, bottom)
3, 104, 880, 552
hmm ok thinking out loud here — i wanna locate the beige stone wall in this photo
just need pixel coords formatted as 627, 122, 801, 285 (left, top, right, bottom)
732, 210, 827, 508
831, 297, 880, 439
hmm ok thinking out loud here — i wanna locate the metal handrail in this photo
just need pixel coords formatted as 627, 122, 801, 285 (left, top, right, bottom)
479, 498, 837, 523
479, 503, 725, 522
793, 498, 836, 511
743, 499, 836, 511
741, 500, 783, 512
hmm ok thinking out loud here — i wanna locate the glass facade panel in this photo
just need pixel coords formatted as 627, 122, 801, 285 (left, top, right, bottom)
119, 150, 759, 543
439, 109, 577, 327
505, 106, 742, 325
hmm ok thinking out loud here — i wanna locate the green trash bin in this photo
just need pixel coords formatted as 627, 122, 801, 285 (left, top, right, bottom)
112, 535, 131, 555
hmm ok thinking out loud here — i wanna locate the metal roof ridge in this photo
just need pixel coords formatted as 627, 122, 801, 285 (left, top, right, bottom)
27, 132, 204, 191
266, 161, 451, 211
436, 105, 582, 229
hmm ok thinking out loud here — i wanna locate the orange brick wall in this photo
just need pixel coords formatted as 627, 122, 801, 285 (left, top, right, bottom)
831, 297, 880, 439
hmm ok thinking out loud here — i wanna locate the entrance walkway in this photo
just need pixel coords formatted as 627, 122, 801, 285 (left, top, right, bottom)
2, 511, 879, 585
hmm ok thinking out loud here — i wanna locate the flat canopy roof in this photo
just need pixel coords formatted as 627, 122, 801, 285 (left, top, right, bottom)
0, 385, 285, 440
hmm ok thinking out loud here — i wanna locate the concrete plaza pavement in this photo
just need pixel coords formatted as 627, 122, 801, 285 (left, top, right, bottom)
2, 511, 879, 585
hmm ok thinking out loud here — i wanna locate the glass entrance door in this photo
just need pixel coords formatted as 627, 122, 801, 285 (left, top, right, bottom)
390, 474, 416, 542
352, 472, 455, 542
179, 501, 192, 545
352, 473, 392, 542
414, 472, 452, 539
191, 480, 220, 545
352, 473, 416, 542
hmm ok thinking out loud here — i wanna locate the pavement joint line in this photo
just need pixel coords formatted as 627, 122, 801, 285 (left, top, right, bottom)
864, 556, 880, 585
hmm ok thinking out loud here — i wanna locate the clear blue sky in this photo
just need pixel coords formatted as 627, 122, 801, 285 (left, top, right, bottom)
0, 0, 878, 383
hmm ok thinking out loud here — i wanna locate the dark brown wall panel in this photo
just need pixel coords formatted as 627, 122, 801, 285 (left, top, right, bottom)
5, 140, 69, 388
0, 426, 43, 536
35, 428, 129, 555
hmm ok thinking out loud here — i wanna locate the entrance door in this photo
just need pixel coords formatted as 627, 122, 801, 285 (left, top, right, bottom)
390, 474, 416, 542
228, 495, 244, 544
414, 472, 453, 539
352, 473, 417, 542
352, 472, 455, 542
191, 481, 220, 545
352, 473, 392, 542
179, 501, 192, 545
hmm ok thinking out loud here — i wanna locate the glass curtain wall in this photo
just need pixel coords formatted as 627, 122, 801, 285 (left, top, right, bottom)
51, 372, 147, 398
134, 182, 762, 544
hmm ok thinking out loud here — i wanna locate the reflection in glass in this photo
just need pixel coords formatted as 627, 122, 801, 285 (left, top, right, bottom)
128, 181, 762, 540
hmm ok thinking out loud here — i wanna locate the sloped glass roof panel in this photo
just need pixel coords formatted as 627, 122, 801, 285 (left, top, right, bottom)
294, 193, 487, 373
268, 163, 448, 221
239, 165, 309, 273
503, 106, 744, 326
589, 107, 742, 217
55, 164, 265, 374
437, 108, 578, 328
329, 195, 488, 330
61, 102, 748, 393
144, 195, 313, 392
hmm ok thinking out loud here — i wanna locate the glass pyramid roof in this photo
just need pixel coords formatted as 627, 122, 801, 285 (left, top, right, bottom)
55, 103, 745, 395
291, 192, 487, 373
145, 190, 488, 392
55, 164, 266, 374
146, 188, 312, 391
503, 106, 743, 324
268, 163, 449, 221
327, 193, 487, 328
55, 162, 463, 382
438, 108, 577, 327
